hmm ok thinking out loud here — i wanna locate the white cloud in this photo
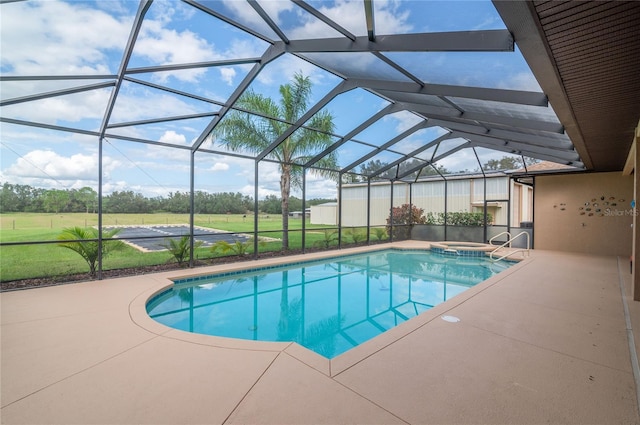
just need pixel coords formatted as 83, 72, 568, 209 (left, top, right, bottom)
148, 0, 196, 24
285, 6, 346, 39
257, 1, 296, 25
105, 141, 191, 172
1, 149, 123, 190
219, 67, 237, 85
372, 0, 413, 35
5, 150, 118, 179
0, 1, 132, 75
0, 125, 97, 149
305, 174, 338, 199
1, 88, 112, 125
306, 1, 366, 37
134, 21, 217, 82
435, 145, 479, 172
304, 0, 412, 38
385, 110, 424, 134
224, 38, 266, 59
110, 90, 205, 122
0, 0, 258, 87
221, 0, 292, 38
235, 178, 336, 200
239, 184, 280, 199
255, 54, 321, 87
102, 181, 130, 194
256, 162, 283, 187
218, 0, 414, 87
211, 162, 230, 171
158, 130, 187, 145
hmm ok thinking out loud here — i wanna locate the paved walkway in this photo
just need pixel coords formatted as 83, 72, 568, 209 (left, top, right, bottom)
2, 242, 639, 424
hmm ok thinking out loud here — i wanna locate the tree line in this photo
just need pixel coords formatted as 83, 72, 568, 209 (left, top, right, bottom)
344, 156, 529, 182
0, 183, 334, 215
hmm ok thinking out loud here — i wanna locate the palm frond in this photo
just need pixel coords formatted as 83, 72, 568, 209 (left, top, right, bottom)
57, 227, 123, 277
161, 235, 203, 265
208, 72, 338, 250
281, 72, 313, 122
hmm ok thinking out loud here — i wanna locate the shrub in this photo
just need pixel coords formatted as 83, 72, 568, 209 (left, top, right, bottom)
386, 204, 426, 240
425, 212, 493, 226
426, 212, 440, 225
161, 235, 204, 266
371, 227, 387, 241
212, 238, 264, 256
313, 229, 338, 249
343, 228, 367, 244
57, 226, 124, 277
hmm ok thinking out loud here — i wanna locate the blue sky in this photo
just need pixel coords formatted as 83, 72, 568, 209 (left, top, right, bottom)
0, 0, 543, 199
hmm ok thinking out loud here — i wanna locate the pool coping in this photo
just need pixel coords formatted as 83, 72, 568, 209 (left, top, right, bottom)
129, 241, 530, 377
4, 244, 639, 424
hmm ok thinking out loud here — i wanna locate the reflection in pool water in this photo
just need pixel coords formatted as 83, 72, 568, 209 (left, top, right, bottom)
147, 249, 511, 358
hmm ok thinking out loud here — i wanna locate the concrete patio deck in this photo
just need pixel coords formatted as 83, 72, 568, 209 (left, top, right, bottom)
2, 242, 639, 424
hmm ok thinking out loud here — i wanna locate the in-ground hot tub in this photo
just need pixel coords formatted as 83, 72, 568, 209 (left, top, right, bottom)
429, 241, 495, 257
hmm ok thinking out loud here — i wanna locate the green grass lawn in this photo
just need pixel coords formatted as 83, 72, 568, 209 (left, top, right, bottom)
0, 213, 379, 282
0, 212, 298, 236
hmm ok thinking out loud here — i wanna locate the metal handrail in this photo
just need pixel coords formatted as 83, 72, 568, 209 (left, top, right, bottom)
490, 231, 530, 261
489, 231, 512, 247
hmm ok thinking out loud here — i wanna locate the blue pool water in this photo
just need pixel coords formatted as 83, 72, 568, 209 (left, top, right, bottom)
147, 249, 512, 358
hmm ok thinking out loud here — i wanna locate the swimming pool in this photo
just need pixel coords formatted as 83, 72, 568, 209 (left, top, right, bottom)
147, 249, 512, 358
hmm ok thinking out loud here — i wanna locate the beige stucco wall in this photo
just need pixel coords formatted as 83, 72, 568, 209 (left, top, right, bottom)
535, 172, 633, 256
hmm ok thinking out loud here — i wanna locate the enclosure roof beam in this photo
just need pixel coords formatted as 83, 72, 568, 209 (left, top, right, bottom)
283, 30, 514, 53
3, 115, 200, 153
123, 76, 225, 106
188, 147, 267, 162
364, 0, 375, 41
0, 75, 117, 81
193, 147, 268, 162
191, 44, 285, 152
107, 112, 218, 129
371, 131, 453, 178
99, 0, 152, 139
455, 130, 580, 161
248, 0, 289, 44
352, 78, 547, 106
125, 58, 261, 75
473, 147, 486, 178
255, 79, 354, 162
402, 101, 565, 134
0, 118, 197, 152
373, 53, 424, 86
376, 85, 547, 107
182, 0, 275, 45
304, 102, 402, 168
1, 117, 101, 137
0, 81, 115, 107
341, 121, 429, 173
426, 118, 574, 150
470, 139, 584, 168
292, 0, 356, 41
102, 134, 193, 151
395, 140, 472, 180
125, 76, 343, 139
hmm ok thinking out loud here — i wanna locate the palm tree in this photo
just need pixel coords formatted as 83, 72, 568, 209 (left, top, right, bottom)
161, 235, 204, 266
213, 72, 337, 250
57, 227, 124, 278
